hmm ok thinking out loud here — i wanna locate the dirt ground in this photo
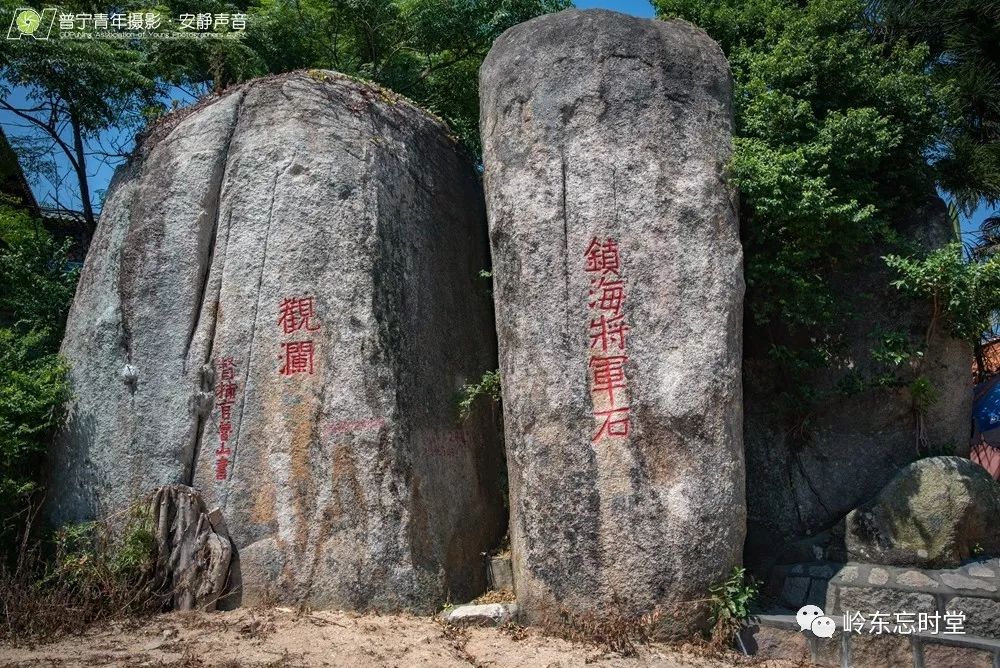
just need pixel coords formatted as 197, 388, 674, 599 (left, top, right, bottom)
0, 607, 799, 668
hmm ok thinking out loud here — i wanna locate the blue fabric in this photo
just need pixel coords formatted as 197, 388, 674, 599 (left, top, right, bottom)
974, 376, 1000, 433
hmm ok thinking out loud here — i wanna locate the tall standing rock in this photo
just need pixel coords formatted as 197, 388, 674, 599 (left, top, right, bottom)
480, 9, 745, 633
48, 71, 505, 611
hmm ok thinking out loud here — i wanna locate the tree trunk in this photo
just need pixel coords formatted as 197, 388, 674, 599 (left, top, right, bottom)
69, 106, 96, 232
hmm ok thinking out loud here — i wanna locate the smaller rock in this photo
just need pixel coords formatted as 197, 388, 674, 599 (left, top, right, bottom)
897, 570, 939, 588
739, 624, 809, 663
869, 568, 890, 585
947, 597, 1000, 638
835, 565, 860, 584
967, 563, 995, 578
846, 457, 1000, 568
939, 573, 997, 592
443, 603, 518, 626
923, 643, 996, 667
148, 485, 233, 611
829, 585, 936, 615
488, 555, 514, 592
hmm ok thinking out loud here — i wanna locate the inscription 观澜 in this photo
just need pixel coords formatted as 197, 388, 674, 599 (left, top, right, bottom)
278, 296, 320, 376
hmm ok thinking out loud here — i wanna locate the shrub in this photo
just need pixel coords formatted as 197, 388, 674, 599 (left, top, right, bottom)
0, 502, 162, 642
708, 566, 759, 646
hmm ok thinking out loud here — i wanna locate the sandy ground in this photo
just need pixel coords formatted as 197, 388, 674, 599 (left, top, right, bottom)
0, 607, 795, 668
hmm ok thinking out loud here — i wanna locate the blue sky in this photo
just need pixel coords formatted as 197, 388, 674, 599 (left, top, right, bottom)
2, 0, 995, 238
578, 0, 655, 16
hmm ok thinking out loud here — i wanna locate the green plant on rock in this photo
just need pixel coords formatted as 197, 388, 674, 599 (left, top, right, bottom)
652, 0, 964, 429
708, 566, 758, 645
908, 376, 939, 415
885, 242, 1000, 348
457, 369, 502, 420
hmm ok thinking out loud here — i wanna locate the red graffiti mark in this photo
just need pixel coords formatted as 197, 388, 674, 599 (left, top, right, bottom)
584, 238, 631, 442
324, 418, 386, 435
215, 356, 238, 480
584, 237, 621, 275
278, 296, 321, 334
281, 340, 316, 376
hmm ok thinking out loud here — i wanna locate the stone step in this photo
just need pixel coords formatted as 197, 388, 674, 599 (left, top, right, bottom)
441, 602, 518, 627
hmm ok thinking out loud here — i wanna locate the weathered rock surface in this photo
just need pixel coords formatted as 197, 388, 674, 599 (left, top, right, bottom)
48, 71, 505, 611
480, 9, 744, 634
845, 457, 1000, 568
744, 194, 973, 574
148, 484, 233, 611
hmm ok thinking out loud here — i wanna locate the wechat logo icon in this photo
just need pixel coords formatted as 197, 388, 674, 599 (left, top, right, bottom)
7, 7, 57, 40
797, 604, 836, 638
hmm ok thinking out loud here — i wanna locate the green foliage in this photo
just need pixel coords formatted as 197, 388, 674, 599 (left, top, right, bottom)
458, 369, 502, 420
873, 0, 1000, 211
1, 503, 159, 641
0, 1, 164, 131
870, 328, 920, 369
885, 242, 1000, 344
908, 375, 939, 415
0, 206, 78, 342
708, 566, 758, 640
0, 330, 70, 513
50, 507, 154, 589
0, 0, 169, 222
163, 0, 570, 153
652, 0, 964, 408
0, 205, 76, 552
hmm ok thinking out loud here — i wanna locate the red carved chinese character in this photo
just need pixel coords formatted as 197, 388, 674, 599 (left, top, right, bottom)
281, 341, 316, 376
219, 422, 233, 442
584, 237, 621, 275
278, 297, 321, 334
590, 355, 628, 406
219, 356, 236, 381
589, 276, 626, 316
590, 314, 630, 351
215, 445, 231, 456
215, 456, 229, 480
593, 407, 631, 442
217, 381, 237, 403
220, 404, 232, 421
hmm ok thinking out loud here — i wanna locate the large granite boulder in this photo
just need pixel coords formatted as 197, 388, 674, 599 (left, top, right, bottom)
846, 456, 1000, 568
480, 9, 745, 634
47, 71, 505, 611
744, 195, 973, 574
